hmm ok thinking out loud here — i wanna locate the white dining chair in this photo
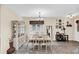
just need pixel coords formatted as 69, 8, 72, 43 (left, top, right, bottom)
33, 38, 40, 51
46, 40, 52, 53
26, 34, 34, 53
41, 40, 47, 53
40, 36, 48, 53
46, 36, 53, 53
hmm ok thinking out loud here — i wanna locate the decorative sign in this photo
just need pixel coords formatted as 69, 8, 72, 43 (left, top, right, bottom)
29, 21, 44, 24
66, 21, 72, 27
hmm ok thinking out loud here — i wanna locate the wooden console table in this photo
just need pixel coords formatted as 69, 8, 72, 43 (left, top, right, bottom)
56, 34, 68, 41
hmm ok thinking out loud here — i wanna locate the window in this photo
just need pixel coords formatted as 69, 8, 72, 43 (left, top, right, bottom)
31, 24, 43, 33
32, 24, 36, 31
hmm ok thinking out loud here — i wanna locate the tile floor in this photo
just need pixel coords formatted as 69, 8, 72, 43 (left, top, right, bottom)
13, 41, 79, 54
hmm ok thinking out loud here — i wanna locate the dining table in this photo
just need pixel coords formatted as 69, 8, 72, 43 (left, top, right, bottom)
28, 35, 52, 43
27, 35, 52, 53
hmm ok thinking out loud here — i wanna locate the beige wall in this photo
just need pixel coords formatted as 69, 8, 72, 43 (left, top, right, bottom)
64, 17, 75, 41
0, 5, 1, 52
0, 5, 22, 54
23, 17, 74, 41
72, 16, 79, 42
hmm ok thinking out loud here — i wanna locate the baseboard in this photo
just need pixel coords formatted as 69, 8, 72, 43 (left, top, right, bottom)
69, 40, 79, 43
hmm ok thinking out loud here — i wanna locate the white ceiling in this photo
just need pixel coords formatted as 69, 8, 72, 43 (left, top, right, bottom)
6, 4, 79, 17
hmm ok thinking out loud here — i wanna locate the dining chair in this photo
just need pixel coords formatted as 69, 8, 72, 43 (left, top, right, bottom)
33, 39, 40, 51
46, 39, 52, 53
40, 36, 47, 53
26, 34, 34, 53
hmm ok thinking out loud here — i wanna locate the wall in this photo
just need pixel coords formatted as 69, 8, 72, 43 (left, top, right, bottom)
23, 17, 74, 41
64, 17, 75, 41
0, 5, 1, 52
0, 5, 22, 54
72, 16, 79, 42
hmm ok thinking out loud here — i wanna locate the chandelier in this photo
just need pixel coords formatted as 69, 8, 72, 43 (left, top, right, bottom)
36, 9, 43, 20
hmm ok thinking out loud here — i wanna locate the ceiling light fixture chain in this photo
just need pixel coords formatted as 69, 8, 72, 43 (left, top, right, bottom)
37, 9, 43, 20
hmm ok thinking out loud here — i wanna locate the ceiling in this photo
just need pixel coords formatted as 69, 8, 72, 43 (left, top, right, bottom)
6, 4, 79, 17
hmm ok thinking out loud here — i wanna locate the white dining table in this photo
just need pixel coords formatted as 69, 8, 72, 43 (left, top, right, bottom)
29, 36, 51, 41
27, 35, 52, 53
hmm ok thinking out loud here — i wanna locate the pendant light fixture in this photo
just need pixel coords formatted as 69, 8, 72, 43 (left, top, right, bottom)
37, 9, 43, 21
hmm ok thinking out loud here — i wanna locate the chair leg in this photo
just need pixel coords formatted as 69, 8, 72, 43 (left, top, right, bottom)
51, 44, 52, 53
33, 45, 34, 51
46, 45, 47, 53
27, 44, 29, 53
41, 45, 44, 51
38, 45, 39, 51
41, 45, 42, 51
